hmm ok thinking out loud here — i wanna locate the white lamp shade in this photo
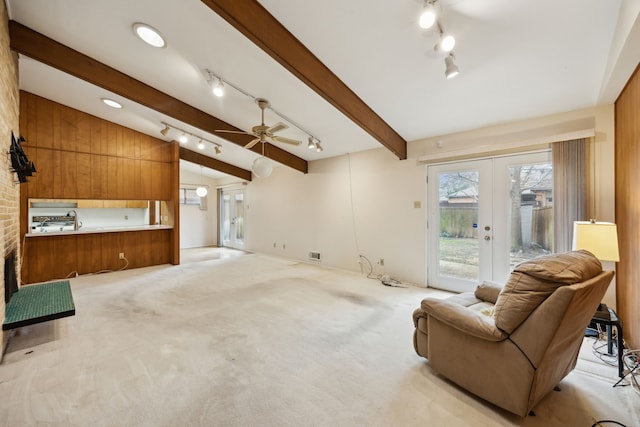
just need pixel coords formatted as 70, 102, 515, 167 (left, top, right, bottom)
252, 156, 273, 178
572, 221, 620, 262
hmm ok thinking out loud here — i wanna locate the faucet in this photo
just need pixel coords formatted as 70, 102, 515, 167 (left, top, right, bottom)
67, 210, 82, 230
39, 217, 51, 232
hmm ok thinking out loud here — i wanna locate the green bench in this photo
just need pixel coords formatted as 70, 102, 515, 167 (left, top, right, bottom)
3, 280, 75, 330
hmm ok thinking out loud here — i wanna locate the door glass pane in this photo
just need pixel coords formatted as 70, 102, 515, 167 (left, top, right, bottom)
222, 194, 231, 242
508, 163, 553, 269
438, 171, 479, 281
234, 193, 244, 242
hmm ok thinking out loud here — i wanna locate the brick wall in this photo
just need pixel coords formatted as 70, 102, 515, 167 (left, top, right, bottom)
1, 1, 21, 350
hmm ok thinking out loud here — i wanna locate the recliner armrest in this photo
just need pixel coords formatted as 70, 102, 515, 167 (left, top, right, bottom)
422, 298, 508, 342
474, 281, 503, 304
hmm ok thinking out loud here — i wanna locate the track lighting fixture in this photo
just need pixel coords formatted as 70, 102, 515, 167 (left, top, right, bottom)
418, 0, 461, 79
444, 54, 460, 79
315, 142, 324, 153
212, 78, 225, 97
307, 137, 315, 150
160, 121, 222, 154
205, 69, 227, 98
419, 1, 437, 29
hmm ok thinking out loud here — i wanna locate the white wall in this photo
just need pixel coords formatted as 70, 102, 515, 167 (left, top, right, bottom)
242, 106, 617, 300
179, 169, 218, 248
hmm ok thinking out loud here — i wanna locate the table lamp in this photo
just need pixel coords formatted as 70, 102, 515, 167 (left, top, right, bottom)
572, 220, 620, 322
572, 220, 620, 262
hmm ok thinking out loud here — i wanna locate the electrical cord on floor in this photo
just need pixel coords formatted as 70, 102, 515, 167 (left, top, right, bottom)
357, 254, 407, 287
590, 326, 621, 366
591, 420, 626, 426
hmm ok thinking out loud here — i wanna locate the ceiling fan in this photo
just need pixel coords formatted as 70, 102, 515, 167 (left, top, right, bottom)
216, 98, 302, 149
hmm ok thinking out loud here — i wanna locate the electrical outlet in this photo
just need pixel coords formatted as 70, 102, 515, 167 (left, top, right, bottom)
124, 215, 128, 220
119, 252, 125, 259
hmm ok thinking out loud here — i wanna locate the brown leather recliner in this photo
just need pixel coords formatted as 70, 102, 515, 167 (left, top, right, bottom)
412, 250, 614, 417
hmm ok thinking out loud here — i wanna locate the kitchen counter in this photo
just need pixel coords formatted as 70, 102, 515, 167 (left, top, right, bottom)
26, 224, 173, 237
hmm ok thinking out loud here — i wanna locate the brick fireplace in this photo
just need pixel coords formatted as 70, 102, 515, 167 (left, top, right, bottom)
1, 1, 22, 353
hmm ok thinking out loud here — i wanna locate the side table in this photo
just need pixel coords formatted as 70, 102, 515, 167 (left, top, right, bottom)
590, 307, 624, 378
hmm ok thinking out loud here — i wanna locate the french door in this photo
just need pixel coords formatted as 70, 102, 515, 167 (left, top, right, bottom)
427, 152, 552, 293
220, 188, 246, 250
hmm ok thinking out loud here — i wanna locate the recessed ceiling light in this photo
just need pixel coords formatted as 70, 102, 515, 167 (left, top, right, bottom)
133, 23, 166, 48
101, 98, 122, 109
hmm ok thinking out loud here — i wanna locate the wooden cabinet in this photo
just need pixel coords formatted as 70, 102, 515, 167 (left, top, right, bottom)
22, 229, 172, 284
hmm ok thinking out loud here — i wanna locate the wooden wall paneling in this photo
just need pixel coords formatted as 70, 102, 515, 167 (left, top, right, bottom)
76, 234, 101, 274
170, 141, 180, 265
59, 105, 77, 152
51, 150, 63, 199
35, 94, 53, 149
55, 235, 77, 279
77, 152, 92, 199
150, 161, 161, 200
140, 160, 152, 199
60, 150, 77, 199
615, 63, 640, 350
140, 134, 152, 160
76, 109, 91, 153
106, 156, 118, 199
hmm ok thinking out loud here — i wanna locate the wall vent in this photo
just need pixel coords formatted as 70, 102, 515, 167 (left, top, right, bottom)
309, 251, 321, 262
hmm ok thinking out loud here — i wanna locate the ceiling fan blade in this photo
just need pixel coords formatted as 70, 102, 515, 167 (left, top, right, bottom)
272, 135, 302, 146
215, 129, 250, 135
244, 138, 260, 149
267, 122, 288, 134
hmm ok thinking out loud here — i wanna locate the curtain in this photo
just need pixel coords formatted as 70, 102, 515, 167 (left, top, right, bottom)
552, 138, 588, 253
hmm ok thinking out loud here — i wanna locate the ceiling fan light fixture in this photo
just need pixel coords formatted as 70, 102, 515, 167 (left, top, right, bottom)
419, 3, 437, 29
133, 23, 166, 48
196, 166, 208, 197
445, 54, 460, 79
252, 156, 273, 178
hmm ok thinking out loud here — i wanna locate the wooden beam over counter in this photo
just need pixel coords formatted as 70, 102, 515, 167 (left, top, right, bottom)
8, 20, 308, 174
201, 0, 407, 160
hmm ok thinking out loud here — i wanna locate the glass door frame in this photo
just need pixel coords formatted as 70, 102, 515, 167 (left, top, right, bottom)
426, 150, 552, 293
220, 187, 246, 250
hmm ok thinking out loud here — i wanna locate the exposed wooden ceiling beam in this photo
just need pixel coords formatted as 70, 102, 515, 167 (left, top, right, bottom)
8, 20, 308, 174
179, 147, 252, 181
201, 0, 407, 160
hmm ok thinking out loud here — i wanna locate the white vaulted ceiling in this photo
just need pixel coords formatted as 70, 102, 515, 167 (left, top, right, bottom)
6, 0, 640, 178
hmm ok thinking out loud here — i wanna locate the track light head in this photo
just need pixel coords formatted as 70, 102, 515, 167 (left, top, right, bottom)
179, 133, 188, 144
419, 3, 437, 29
212, 79, 225, 97
307, 137, 315, 150
435, 33, 455, 53
445, 54, 460, 79
198, 140, 205, 150
214, 145, 222, 155
315, 142, 323, 153
160, 124, 170, 136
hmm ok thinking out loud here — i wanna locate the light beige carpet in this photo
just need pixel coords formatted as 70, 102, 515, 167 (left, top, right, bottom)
1, 254, 638, 426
